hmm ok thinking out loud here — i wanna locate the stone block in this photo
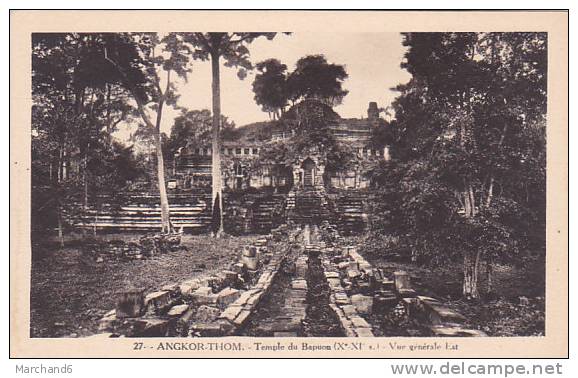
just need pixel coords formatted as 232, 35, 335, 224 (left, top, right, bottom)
236, 289, 262, 306
179, 278, 201, 297
189, 322, 224, 337
355, 327, 375, 337
382, 279, 395, 291
350, 316, 371, 329
398, 288, 417, 298
335, 293, 351, 305
167, 304, 190, 317
134, 317, 170, 337
258, 271, 272, 284
175, 306, 196, 335
341, 304, 357, 317
394, 271, 411, 292
98, 310, 117, 332
246, 291, 264, 308
359, 262, 373, 274
192, 286, 218, 305
338, 261, 350, 270
219, 305, 244, 323
242, 255, 259, 270
429, 325, 487, 337
291, 279, 308, 290
161, 283, 180, 295
116, 288, 145, 318
425, 304, 467, 326
144, 291, 171, 313
347, 269, 361, 280
401, 297, 416, 316
232, 262, 246, 274
349, 251, 363, 262
351, 294, 373, 315
327, 278, 342, 289
217, 287, 241, 309
233, 309, 252, 327
417, 295, 440, 305
194, 305, 221, 323
343, 326, 357, 337
325, 271, 340, 279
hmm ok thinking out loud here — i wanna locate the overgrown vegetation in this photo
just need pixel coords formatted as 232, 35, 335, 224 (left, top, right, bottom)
363, 32, 547, 300
252, 55, 349, 119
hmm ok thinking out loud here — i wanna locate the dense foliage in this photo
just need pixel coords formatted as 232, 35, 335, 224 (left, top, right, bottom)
31, 33, 149, 239
252, 55, 349, 118
252, 59, 289, 119
163, 108, 235, 160
364, 33, 547, 299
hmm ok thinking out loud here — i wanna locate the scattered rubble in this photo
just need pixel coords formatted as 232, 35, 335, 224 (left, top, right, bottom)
95, 221, 486, 338
86, 233, 184, 263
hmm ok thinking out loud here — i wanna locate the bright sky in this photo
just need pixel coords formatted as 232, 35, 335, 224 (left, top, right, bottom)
120, 33, 411, 139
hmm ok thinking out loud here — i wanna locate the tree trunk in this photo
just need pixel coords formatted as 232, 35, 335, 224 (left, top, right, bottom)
154, 131, 171, 234
153, 84, 172, 234
486, 123, 509, 208
210, 51, 224, 237
486, 258, 494, 295
82, 150, 88, 237
57, 204, 64, 248
463, 250, 480, 299
103, 47, 173, 234
462, 178, 481, 299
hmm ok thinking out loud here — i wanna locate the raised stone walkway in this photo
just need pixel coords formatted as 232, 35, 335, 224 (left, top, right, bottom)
93, 222, 486, 338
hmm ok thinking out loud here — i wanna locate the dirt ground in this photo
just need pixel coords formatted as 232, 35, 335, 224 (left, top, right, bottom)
30, 233, 258, 338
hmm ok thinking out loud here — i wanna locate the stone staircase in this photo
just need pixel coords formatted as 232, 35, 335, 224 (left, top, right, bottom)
333, 194, 366, 235
288, 189, 330, 225
251, 195, 287, 234
71, 192, 212, 233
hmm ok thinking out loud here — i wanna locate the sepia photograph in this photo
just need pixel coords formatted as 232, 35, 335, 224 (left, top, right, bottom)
10, 10, 568, 358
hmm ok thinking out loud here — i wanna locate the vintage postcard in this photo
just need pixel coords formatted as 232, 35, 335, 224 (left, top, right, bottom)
10, 10, 568, 358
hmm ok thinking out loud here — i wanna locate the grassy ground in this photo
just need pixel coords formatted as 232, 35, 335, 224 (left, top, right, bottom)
357, 239, 545, 336
30, 233, 258, 338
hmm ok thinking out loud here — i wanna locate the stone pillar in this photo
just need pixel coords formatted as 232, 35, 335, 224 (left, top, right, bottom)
317, 164, 325, 188
383, 146, 391, 161
393, 271, 411, 291
292, 165, 302, 189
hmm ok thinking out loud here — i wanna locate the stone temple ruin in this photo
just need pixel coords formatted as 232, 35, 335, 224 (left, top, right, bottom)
89, 100, 486, 338
73, 101, 390, 235
96, 222, 486, 338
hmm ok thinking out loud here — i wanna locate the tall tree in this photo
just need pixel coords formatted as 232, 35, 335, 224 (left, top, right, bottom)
183, 32, 282, 237
368, 32, 546, 299
287, 55, 349, 106
104, 32, 192, 233
32, 33, 137, 242
252, 59, 289, 119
